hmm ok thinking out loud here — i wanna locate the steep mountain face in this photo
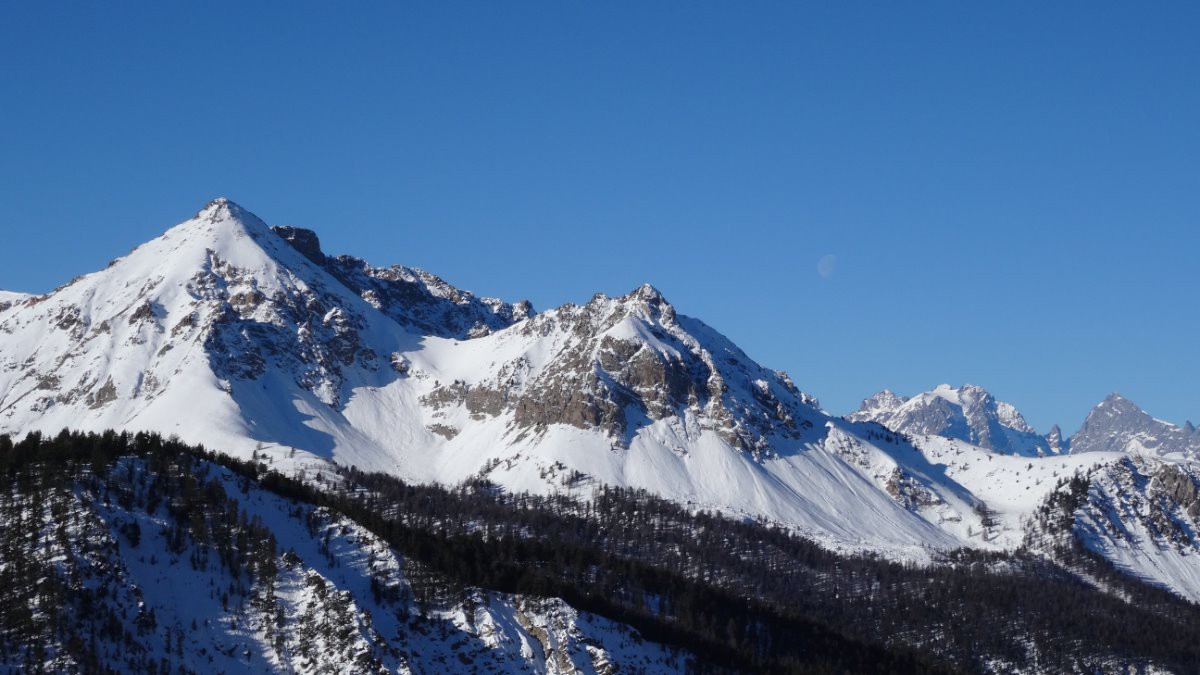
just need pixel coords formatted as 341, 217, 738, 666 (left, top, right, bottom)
848, 384, 1057, 456
1068, 393, 1200, 457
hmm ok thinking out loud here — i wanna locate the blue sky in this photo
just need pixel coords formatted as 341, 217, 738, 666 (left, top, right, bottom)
2, 2, 1197, 432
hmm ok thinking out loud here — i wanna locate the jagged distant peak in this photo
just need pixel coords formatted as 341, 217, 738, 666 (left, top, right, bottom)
857, 383, 1006, 415
617, 283, 675, 321
857, 389, 908, 413
928, 382, 1000, 407
848, 382, 1052, 455
1045, 424, 1067, 454
629, 282, 667, 303
1084, 392, 1152, 424
1068, 392, 1200, 457
1097, 391, 1144, 411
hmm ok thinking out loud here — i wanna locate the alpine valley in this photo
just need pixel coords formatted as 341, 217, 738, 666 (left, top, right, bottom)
4, 199, 1200, 674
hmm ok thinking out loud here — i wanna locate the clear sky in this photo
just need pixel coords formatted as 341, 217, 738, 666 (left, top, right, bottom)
2, 2, 1198, 433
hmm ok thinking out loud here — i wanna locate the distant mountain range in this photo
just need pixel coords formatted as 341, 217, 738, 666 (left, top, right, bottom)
850, 384, 1200, 459
3, 198, 1200, 609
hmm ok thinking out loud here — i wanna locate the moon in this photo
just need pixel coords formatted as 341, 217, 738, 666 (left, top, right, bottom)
817, 254, 837, 279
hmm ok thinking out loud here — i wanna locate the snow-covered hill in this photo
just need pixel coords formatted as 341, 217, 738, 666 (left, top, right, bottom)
3, 198, 1200, 602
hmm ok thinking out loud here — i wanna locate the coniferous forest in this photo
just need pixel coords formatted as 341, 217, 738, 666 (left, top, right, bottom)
3, 430, 1200, 673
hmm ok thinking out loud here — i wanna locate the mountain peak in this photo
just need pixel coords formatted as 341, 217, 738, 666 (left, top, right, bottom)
193, 196, 268, 230
1087, 393, 1152, 421
848, 383, 1052, 455
857, 389, 908, 414
1069, 393, 1200, 457
1101, 392, 1138, 408
628, 283, 668, 304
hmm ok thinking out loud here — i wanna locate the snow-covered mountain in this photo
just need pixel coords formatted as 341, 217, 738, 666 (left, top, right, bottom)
3, 198, 1200, 603
1068, 393, 1200, 458
848, 384, 1057, 456
0, 198, 967, 557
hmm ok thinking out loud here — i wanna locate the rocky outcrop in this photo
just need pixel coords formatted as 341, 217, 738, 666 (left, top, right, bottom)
1152, 462, 1200, 521
87, 376, 118, 409
194, 248, 378, 407
320, 255, 532, 341
272, 225, 326, 263
413, 284, 820, 456
883, 467, 943, 511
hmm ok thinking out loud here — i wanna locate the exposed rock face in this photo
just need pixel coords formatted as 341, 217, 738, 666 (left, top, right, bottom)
1154, 462, 1200, 521
194, 247, 376, 407
87, 376, 118, 409
322, 255, 531, 340
127, 300, 156, 325
271, 225, 326, 263
1068, 393, 1200, 457
1046, 424, 1066, 454
423, 284, 821, 455
883, 467, 943, 511
848, 384, 1055, 456
271, 218, 532, 342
